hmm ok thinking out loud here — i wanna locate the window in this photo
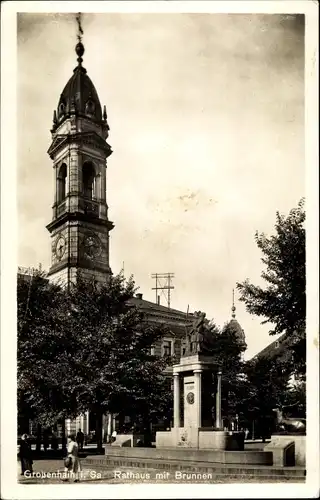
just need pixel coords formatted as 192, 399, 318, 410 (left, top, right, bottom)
85, 99, 96, 116
82, 162, 96, 199
57, 163, 67, 203
162, 340, 172, 357
58, 101, 66, 117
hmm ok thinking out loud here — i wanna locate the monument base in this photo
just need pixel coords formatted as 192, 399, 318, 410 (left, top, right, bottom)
111, 433, 145, 447
265, 434, 306, 466
156, 427, 243, 451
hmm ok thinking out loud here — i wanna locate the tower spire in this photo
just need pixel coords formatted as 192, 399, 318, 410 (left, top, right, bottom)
231, 288, 236, 319
76, 12, 84, 43
75, 12, 84, 66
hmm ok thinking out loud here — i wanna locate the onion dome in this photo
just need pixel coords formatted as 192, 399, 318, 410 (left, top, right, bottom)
55, 42, 105, 126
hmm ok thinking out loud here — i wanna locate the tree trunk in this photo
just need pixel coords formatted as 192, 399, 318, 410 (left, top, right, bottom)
61, 419, 67, 455
142, 415, 152, 447
36, 423, 41, 453
95, 408, 104, 454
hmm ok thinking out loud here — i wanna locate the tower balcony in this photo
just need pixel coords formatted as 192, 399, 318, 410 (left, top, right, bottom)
54, 196, 105, 219
57, 200, 67, 217
79, 198, 99, 216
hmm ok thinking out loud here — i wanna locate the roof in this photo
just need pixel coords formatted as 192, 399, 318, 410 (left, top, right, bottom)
129, 296, 189, 317
251, 333, 291, 362
54, 43, 105, 129
57, 66, 102, 122
128, 296, 192, 330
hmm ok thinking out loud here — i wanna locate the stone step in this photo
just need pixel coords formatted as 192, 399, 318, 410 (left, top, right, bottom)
82, 456, 306, 480
80, 465, 305, 483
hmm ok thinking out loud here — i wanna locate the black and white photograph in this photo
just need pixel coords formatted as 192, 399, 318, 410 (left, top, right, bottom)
0, 1, 319, 499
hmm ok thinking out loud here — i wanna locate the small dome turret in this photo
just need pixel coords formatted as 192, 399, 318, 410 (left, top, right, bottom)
226, 289, 246, 347
228, 317, 246, 346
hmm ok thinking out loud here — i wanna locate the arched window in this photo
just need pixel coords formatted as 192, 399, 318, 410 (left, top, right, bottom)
82, 162, 96, 199
57, 164, 67, 203
58, 101, 66, 118
85, 99, 96, 116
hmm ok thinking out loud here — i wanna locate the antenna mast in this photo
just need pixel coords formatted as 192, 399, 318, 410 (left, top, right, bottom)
151, 272, 175, 308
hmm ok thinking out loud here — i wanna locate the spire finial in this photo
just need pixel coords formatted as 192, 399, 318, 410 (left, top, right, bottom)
75, 12, 84, 66
231, 288, 236, 318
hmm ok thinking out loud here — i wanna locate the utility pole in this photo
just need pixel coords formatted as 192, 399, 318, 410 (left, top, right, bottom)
151, 273, 175, 308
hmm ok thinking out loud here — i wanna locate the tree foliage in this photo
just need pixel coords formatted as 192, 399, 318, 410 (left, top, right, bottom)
18, 270, 75, 427
64, 274, 171, 424
17, 271, 172, 443
196, 319, 247, 423
237, 199, 306, 374
241, 350, 306, 438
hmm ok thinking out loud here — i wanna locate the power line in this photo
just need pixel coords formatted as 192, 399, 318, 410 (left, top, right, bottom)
151, 272, 175, 308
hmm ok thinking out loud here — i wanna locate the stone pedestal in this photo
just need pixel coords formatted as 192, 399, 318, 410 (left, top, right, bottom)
111, 433, 145, 447
156, 354, 233, 450
265, 434, 306, 466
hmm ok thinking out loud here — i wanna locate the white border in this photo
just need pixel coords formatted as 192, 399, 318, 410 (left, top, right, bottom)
1, 2, 319, 499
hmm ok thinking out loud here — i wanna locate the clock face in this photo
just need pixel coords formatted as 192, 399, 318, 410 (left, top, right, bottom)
83, 234, 102, 259
55, 235, 66, 260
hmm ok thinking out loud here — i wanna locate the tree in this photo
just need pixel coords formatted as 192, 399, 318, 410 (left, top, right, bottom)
214, 322, 247, 424
244, 354, 290, 440
18, 270, 173, 451
237, 199, 306, 375
282, 375, 306, 418
18, 270, 77, 424
18, 269, 78, 452
64, 273, 172, 450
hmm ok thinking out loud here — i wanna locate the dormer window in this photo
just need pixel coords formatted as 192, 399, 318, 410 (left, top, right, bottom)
58, 101, 66, 118
85, 99, 95, 116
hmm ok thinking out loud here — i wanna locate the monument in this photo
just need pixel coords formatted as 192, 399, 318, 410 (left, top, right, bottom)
156, 312, 241, 450
264, 407, 306, 466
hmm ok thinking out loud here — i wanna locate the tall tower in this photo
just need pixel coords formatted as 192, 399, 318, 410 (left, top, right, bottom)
46, 39, 114, 285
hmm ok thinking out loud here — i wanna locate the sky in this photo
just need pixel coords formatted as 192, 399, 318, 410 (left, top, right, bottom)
17, 12, 305, 359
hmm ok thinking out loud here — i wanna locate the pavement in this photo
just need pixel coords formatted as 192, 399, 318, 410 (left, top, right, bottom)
18, 440, 299, 485
18, 459, 299, 485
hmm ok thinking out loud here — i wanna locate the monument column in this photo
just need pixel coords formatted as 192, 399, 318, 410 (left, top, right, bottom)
194, 369, 202, 428
173, 373, 180, 428
215, 371, 222, 429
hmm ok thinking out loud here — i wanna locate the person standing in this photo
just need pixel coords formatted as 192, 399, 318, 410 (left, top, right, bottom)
63, 435, 82, 482
76, 429, 84, 450
19, 434, 33, 475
